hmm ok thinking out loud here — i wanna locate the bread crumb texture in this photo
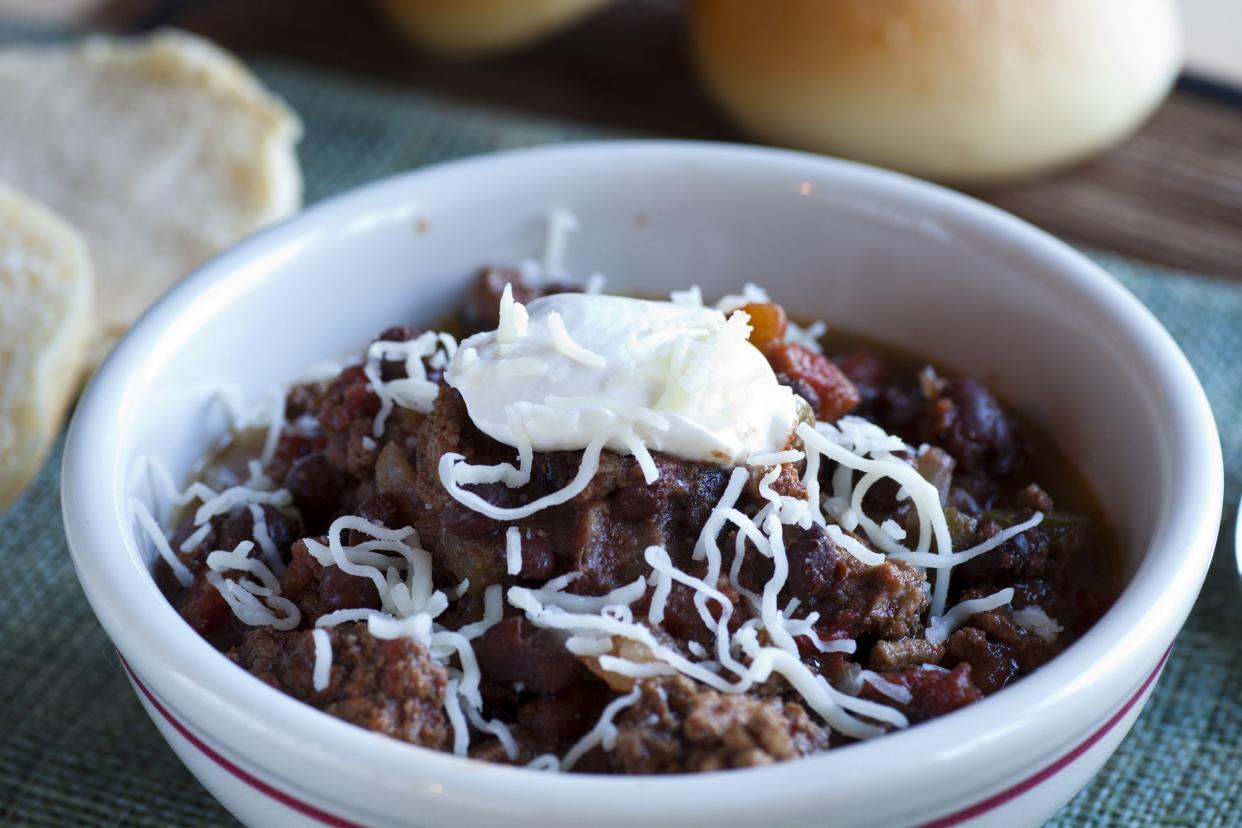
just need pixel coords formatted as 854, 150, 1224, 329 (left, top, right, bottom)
0, 186, 93, 511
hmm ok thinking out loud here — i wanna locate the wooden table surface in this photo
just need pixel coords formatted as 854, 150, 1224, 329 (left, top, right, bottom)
16, 0, 1242, 279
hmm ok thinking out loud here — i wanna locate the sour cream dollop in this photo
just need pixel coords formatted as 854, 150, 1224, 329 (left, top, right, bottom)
445, 291, 797, 466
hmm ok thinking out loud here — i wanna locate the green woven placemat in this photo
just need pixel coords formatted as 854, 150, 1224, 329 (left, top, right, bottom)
1, 37, 1239, 828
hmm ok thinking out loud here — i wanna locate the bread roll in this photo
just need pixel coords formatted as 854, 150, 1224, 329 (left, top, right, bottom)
379, 0, 616, 60
0, 187, 93, 513
691, 0, 1182, 184
0, 30, 302, 365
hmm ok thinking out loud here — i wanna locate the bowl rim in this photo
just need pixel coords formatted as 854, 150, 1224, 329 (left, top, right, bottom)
62, 140, 1223, 824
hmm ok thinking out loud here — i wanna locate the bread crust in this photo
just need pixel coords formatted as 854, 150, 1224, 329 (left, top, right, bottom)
0, 187, 93, 512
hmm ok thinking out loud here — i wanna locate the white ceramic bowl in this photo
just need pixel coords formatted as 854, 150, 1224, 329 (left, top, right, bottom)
62, 142, 1222, 828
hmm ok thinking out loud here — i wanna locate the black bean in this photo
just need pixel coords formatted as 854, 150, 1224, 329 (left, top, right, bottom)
783, 523, 847, 599
521, 628, 579, 694
475, 617, 525, 684
320, 565, 381, 611
834, 351, 887, 406
259, 506, 300, 552
217, 508, 255, 553
443, 484, 510, 538
475, 618, 578, 693
216, 504, 298, 557
933, 380, 1024, 474
376, 325, 418, 343
443, 502, 501, 539
284, 452, 346, 534
611, 480, 661, 522
169, 514, 212, 555
346, 493, 408, 545
517, 533, 557, 580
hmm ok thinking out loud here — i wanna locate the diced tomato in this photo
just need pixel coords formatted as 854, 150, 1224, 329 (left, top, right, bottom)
765, 342, 861, 422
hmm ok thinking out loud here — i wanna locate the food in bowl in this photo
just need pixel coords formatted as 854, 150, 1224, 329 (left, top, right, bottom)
138, 224, 1115, 774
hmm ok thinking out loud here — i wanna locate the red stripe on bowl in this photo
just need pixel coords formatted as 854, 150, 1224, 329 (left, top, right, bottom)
121, 657, 365, 828
917, 644, 1173, 828
122, 646, 1172, 828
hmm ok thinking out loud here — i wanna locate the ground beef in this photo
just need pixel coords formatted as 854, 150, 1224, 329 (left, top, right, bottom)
959, 602, 1061, 674
412, 388, 730, 597
861, 663, 985, 723
869, 637, 945, 672
612, 677, 830, 773
943, 627, 1019, 694
807, 556, 929, 641
229, 623, 451, 749
269, 354, 428, 532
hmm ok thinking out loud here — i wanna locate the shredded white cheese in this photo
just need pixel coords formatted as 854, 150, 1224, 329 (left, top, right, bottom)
442, 678, 471, 756
131, 497, 192, 587
584, 273, 606, 294
206, 571, 301, 630
178, 522, 212, 554
248, 503, 285, 576
194, 485, 292, 526
464, 701, 520, 760
888, 512, 1045, 570
748, 449, 804, 467
311, 628, 332, 692
497, 283, 530, 342
825, 523, 886, 567
541, 208, 579, 279
505, 527, 523, 576
547, 310, 607, 367
363, 332, 448, 436
457, 584, 505, 641
860, 670, 913, 705
1012, 605, 1063, 643
926, 588, 1015, 645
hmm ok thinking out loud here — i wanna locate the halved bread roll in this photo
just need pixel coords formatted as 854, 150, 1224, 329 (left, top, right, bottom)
691, 0, 1182, 184
0, 30, 303, 365
0, 187, 93, 512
